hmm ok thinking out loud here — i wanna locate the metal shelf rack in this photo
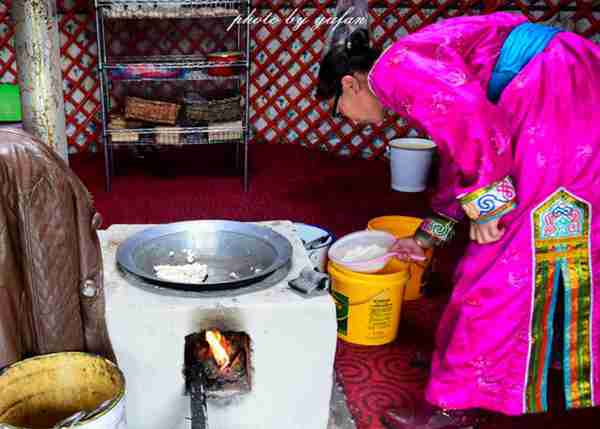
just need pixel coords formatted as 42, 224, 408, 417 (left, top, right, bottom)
94, 0, 252, 191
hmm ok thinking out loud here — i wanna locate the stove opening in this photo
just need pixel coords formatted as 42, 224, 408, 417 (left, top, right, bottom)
184, 329, 252, 398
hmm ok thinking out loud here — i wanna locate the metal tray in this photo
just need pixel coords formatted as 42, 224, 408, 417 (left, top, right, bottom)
116, 220, 293, 291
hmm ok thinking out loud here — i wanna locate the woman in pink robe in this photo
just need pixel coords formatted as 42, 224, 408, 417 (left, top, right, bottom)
316, 12, 600, 428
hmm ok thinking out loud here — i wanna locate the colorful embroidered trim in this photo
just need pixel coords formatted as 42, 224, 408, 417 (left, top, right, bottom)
459, 176, 517, 224
525, 189, 592, 413
414, 215, 456, 247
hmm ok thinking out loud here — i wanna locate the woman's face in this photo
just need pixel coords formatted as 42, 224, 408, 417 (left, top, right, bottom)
332, 73, 385, 125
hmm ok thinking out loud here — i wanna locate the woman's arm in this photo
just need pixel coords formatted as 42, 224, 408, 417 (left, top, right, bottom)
369, 32, 518, 247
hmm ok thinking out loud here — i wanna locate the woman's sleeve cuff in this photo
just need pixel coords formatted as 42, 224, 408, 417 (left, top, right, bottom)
458, 176, 517, 224
414, 215, 457, 248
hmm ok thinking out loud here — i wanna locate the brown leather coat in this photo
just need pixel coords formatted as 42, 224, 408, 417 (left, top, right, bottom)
0, 128, 115, 368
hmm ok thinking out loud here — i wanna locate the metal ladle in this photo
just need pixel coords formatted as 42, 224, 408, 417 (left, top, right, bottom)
51, 399, 112, 428
51, 411, 87, 429
301, 234, 330, 250
81, 399, 113, 421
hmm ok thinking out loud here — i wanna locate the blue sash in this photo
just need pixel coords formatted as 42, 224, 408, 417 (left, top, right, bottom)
487, 23, 561, 103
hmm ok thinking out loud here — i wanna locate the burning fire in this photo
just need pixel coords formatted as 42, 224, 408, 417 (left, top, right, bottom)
205, 329, 230, 369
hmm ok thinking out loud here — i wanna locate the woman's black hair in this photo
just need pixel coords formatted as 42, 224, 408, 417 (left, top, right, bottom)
315, 28, 381, 101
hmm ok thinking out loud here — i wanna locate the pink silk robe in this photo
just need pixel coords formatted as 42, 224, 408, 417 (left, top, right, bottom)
368, 12, 600, 415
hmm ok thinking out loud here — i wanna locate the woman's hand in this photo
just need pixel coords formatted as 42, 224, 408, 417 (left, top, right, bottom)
392, 238, 427, 262
469, 218, 505, 244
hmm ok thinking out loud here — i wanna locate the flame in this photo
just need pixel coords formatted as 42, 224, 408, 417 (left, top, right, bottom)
205, 329, 230, 369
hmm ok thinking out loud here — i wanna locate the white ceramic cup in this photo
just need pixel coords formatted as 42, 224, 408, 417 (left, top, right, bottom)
387, 138, 437, 193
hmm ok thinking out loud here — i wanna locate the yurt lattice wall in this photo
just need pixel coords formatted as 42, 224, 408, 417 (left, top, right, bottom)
0, 1, 598, 156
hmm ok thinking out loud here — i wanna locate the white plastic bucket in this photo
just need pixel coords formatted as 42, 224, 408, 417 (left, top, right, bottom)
388, 138, 436, 193
294, 223, 334, 272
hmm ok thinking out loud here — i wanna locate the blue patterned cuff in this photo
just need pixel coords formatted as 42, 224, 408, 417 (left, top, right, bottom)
414, 215, 457, 247
459, 176, 517, 224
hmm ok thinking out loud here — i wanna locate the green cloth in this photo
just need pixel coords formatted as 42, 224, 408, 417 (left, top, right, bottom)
0, 84, 22, 122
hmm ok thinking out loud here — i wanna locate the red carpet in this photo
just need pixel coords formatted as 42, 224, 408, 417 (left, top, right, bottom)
71, 143, 599, 428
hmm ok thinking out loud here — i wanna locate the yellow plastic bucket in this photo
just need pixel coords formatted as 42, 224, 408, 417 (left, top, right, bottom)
367, 216, 434, 301
0, 352, 126, 429
328, 260, 409, 346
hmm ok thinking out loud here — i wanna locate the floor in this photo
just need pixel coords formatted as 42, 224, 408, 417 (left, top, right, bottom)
70, 142, 600, 428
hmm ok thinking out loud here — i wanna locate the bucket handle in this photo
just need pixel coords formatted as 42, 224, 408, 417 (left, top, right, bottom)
333, 270, 412, 323
333, 289, 390, 323
332, 268, 412, 308
345, 288, 389, 307
332, 289, 389, 313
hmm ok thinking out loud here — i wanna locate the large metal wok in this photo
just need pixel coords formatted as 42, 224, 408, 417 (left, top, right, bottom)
116, 220, 293, 292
